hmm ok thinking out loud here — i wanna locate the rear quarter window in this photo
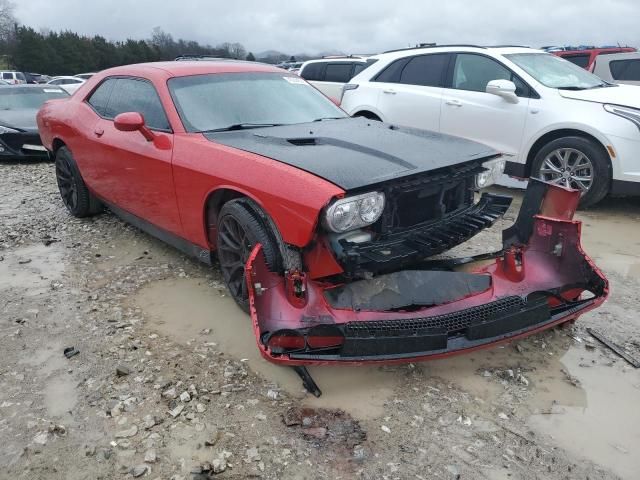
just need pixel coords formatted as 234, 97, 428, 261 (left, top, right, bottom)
300, 62, 325, 81
87, 78, 117, 116
609, 59, 640, 81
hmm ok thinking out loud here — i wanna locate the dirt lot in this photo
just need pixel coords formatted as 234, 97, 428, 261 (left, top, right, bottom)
1, 160, 639, 480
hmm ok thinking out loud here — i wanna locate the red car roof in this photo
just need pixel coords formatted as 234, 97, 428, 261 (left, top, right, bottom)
99, 60, 283, 78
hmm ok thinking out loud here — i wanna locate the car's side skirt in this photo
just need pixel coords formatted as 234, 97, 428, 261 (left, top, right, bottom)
102, 200, 213, 266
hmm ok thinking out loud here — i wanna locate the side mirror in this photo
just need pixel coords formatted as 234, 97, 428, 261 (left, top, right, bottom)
114, 112, 155, 141
486, 79, 519, 104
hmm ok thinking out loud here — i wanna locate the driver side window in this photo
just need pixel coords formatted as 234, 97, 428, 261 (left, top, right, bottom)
88, 77, 171, 131
452, 54, 530, 97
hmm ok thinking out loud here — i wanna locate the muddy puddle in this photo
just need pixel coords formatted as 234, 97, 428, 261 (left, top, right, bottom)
528, 346, 640, 480
132, 277, 398, 419
578, 204, 640, 279
19, 340, 79, 420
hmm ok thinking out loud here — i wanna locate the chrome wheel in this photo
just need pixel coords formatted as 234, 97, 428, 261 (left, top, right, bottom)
539, 148, 594, 193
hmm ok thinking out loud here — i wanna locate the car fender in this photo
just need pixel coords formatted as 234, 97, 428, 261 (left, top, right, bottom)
171, 135, 344, 250
522, 121, 614, 167
346, 103, 386, 121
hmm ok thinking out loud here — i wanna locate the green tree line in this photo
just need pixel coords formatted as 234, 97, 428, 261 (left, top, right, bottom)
4, 26, 255, 75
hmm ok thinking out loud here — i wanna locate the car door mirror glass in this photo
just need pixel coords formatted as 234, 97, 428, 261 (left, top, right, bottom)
486, 79, 519, 104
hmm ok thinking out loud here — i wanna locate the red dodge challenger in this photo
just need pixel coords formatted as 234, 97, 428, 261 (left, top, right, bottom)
37, 61, 607, 395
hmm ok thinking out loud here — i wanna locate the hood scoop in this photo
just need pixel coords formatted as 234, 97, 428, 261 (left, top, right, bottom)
287, 137, 318, 146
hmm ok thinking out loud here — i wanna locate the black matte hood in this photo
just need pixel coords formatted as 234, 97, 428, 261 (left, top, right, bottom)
205, 117, 498, 190
0, 109, 38, 132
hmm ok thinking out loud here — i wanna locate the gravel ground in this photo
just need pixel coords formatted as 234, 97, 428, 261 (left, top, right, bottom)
1, 160, 639, 480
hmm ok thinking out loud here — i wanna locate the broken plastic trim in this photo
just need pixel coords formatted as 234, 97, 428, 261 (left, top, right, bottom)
246, 180, 608, 370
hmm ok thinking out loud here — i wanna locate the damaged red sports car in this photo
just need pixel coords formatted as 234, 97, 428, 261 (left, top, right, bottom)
37, 61, 608, 395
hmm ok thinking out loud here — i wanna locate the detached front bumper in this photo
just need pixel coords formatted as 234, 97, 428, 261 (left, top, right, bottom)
246, 180, 608, 366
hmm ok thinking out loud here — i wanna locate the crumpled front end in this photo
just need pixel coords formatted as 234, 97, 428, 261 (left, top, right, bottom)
246, 180, 608, 366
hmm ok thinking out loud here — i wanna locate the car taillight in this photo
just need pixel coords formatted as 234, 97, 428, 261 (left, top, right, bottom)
266, 330, 305, 353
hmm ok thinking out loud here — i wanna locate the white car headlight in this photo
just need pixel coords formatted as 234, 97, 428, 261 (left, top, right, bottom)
0, 125, 19, 134
323, 191, 385, 233
604, 104, 640, 131
476, 158, 506, 189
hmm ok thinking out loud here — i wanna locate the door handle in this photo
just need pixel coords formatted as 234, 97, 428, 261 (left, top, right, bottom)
383, 89, 397, 95
445, 99, 463, 107
94, 128, 104, 137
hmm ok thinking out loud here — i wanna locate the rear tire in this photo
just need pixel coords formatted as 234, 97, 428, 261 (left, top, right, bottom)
216, 199, 283, 312
55, 146, 102, 217
531, 136, 610, 208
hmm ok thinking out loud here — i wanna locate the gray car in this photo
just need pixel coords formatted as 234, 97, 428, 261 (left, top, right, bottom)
0, 85, 69, 159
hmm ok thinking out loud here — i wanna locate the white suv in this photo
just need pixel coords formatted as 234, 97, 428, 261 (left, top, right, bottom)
341, 45, 640, 206
300, 57, 372, 102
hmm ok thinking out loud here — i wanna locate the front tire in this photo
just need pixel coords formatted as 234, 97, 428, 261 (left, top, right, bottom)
216, 200, 283, 312
531, 136, 610, 208
55, 146, 102, 217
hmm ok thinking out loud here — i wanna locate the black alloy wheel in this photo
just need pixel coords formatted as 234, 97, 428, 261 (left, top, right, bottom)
216, 200, 282, 312
54, 146, 102, 217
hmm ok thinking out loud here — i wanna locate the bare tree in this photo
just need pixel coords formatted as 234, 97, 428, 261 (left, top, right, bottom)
218, 42, 246, 59
0, 0, 16, 45
229, 42, 246, 60
150, 26, 174, 50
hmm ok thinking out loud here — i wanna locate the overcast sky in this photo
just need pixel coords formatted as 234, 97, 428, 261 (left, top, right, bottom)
13, 0, 640, 55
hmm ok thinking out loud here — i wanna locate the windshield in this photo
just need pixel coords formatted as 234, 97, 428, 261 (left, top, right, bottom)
168, 72, 347, 132
0, 87, 69, 110
505, 53, 606, 89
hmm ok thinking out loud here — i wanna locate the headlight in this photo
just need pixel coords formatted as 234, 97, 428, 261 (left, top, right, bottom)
475, 157, 506, 189
0, 126, 19, 134
604, 104, 640, 131
323, 191, 385, 233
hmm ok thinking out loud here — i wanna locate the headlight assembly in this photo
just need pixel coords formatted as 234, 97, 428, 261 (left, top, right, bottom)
604, 104, 640, 131
475, 157, 506, 189
323, 191, 385, 233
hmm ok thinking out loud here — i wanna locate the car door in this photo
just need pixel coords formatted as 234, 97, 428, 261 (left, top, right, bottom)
439, 53, 530, 159
374, 53, 449, 132
86, 77, 182, 235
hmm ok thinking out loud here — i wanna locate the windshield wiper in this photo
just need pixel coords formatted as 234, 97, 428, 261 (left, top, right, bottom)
557, 86, 588, 91
312, 117, 345, 122
588, 81, 617, 89
199, 123, 283, 133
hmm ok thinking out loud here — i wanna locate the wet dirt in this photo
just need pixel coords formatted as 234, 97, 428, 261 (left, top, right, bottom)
3, 164, 640, 480
132, 277, 398, 419
0, 243, 65, 295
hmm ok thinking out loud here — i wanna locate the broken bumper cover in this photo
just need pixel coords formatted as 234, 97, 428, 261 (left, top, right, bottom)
246, 180, 608, 365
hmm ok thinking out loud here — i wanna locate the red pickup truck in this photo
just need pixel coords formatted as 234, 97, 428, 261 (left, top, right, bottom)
550, 47, 637, 71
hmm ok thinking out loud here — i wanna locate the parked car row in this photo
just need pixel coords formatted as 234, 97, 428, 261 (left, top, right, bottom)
0, 70, 95, 91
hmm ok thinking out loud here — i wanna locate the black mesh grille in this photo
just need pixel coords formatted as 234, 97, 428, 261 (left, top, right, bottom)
344, 296, 524, 338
